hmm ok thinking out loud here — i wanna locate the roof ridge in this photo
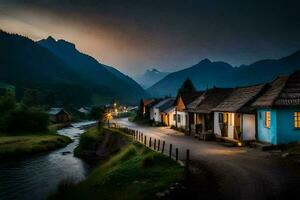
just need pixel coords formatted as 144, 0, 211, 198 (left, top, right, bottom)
270, 76, 290, 106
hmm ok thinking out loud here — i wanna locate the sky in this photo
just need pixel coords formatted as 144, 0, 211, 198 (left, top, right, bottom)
0, 0, 300, 76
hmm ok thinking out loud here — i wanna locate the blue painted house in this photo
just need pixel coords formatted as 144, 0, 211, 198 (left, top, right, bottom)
252, 71, 300, 145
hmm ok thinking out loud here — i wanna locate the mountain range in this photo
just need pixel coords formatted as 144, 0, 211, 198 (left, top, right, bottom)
147, 51, 300, 97
133, 68, 169, 89
0, 31, 146, 105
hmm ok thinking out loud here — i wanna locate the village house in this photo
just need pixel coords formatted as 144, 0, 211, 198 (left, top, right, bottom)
139, 99, 155, 119
171, 92, 202, 130
150, 98, 175, 124
187, 87, 233, 139
212, 84, 267, 143
48, 108, 70, 123
252, 71, 300, 145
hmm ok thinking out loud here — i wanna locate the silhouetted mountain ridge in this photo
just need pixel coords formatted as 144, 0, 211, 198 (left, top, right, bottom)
0, 30, 146, 105
147, 51, 300, 97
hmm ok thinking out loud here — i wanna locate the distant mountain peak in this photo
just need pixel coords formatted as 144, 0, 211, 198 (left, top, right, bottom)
198, 58, 211, 65
57, 39, 76, 50
40, 36, 76, 50
45, 36, 56, 42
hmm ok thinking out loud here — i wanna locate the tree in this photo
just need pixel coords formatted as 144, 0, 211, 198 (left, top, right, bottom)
0, 91, 16, 113
178, 78, 196, 95
89, 106, 104, 120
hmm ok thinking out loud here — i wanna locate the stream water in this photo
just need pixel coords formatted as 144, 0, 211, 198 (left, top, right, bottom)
0, 121, 96, 200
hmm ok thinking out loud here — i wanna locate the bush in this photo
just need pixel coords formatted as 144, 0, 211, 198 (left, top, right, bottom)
7, 105, 49, 132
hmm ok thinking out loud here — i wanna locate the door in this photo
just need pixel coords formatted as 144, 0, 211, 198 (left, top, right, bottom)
234, 114, 241, 140
219, 113, 228, 137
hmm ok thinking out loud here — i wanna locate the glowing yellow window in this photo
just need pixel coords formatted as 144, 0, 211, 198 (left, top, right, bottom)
265, 112, 271, 128
294, 112, 300, 128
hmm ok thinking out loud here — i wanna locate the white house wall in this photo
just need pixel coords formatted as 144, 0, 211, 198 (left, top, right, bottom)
153, 108, 161, 122
242, 114, 256, 141
214, 112, 221, 136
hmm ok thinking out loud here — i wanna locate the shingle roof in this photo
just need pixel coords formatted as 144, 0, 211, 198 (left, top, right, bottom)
178, 91, 203, 106
159, 98, 175, 112
251, 76, 289, 107
187, 88, 233, 113
212, 84, 266, 113
153, 98, 175, 110
48, 108, 65, 115
252, 71, 300, 107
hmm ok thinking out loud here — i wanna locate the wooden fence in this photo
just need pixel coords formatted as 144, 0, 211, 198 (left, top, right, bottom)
112, 124, 190, 167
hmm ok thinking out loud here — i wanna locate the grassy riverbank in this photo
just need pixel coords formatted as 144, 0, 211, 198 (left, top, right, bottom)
0, 132, 72, 159
50, 127, 185, 200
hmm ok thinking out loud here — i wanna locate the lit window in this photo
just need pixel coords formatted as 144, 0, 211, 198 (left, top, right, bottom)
229, 114, 233, 126
265, 112, 271, 128
294, 112, 300, 128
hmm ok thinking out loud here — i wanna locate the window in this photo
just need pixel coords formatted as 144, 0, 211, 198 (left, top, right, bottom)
173, 114, 176, 121
265, 112, 271, 128
177, 115, 181, 123
218, 113, 224, 123
294, 112, 300, 128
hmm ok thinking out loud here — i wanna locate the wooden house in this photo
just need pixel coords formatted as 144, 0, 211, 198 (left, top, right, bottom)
187, 87, 233, 139
171, 91, 202, 130
212, 84, 267, 142
48, 108, 70, 123
252, 71, 300, 144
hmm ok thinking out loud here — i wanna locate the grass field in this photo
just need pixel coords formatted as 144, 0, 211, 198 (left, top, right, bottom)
50, 128, 184, 200
0, 133, 72, 159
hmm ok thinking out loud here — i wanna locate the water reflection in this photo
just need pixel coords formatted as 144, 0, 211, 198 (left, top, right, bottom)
0, 121, 96, 200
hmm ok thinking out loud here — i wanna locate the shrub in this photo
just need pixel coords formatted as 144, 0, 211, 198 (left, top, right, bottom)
5, 105, 49, 133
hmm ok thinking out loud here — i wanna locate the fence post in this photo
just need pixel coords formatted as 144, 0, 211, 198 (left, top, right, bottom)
169, 144, 172, 157
149, 137, 152, 148
162, 141, 165, 153
186, 149, 190, 168
175, 148, 178, 161
158, 140, 160, 151
144, 136, 147, 145
154, 139, 156, 150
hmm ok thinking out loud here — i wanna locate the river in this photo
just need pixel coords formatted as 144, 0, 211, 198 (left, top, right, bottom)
0, 121, 96, 200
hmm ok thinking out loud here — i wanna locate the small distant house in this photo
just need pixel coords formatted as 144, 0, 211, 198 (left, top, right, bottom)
187, 88, 233, 138
48, 108, 70, 123
150, 98, 175, 125
212, 84, 267, 142
252, 72, 300, 145
139, 99, 155, 119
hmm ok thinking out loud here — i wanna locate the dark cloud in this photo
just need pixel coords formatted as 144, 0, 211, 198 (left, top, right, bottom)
1, 0, 300, 75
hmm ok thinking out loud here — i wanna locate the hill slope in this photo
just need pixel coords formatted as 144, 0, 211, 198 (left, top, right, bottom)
38, 36, 146, 104
0, 30, 146, 106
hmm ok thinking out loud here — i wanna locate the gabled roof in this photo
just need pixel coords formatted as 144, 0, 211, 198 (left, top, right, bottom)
252, 71, 300, 107
162, 106, 175, 114
153, 98, 175, 110
187, 88, 233, 113
49, 108, 67, 115
212, 84, 266, 113
251, 76, 289, 107
176, 91, 203, 107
